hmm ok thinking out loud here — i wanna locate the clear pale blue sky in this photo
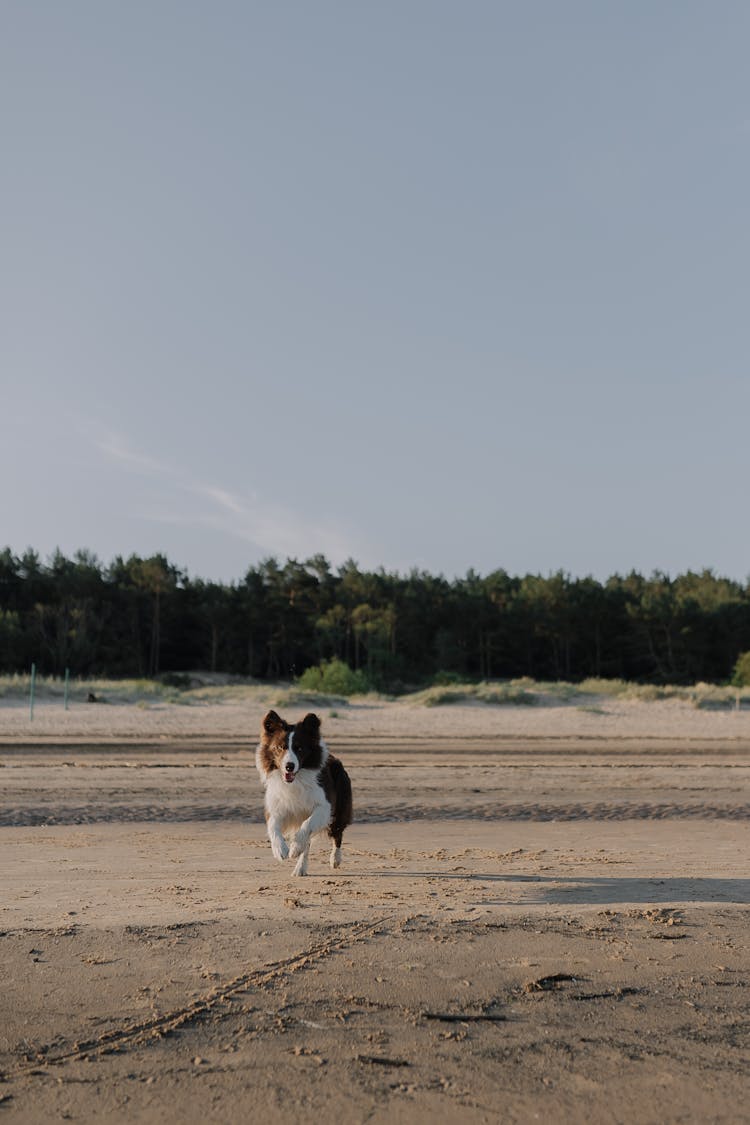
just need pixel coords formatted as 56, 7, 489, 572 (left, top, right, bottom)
2, 2, 749, 583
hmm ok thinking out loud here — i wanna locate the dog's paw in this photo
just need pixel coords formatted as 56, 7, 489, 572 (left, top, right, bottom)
271, 837, 289, 862
289, 831, 309, 860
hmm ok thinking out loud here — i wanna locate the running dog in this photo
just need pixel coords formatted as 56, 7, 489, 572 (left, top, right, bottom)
256, 710, 352, 877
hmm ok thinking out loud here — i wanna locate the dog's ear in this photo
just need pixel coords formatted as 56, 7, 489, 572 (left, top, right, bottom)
262, 709, 284, 735
299, 712, 321, 732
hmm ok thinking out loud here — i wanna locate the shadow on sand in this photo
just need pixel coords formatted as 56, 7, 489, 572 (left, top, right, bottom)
339, 870, 750, 905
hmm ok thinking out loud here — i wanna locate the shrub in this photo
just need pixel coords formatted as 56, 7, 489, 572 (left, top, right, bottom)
732, 652, 750, 688
298, 659, 371, 696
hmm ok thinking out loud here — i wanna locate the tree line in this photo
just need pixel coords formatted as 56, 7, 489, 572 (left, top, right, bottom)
1, 547, 748, 688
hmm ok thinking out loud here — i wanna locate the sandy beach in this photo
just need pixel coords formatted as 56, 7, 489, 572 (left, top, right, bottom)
1, 692, 748, 1122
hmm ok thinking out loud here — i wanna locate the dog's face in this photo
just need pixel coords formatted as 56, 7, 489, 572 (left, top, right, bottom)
259, 710, 322, 783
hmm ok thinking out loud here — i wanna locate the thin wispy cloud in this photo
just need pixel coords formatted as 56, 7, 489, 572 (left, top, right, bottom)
89, 423, 361, 565
95, 429, 177, 479
192, 485, 248, 518
187, 481, 355, 562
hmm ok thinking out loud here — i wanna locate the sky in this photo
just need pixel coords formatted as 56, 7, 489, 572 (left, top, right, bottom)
2, 1, 749, 584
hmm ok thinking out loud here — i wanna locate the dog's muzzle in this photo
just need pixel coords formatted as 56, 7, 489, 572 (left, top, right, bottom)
283, 763, 297, 783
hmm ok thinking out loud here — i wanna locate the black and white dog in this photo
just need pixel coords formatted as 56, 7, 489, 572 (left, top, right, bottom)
256, 710, 352, 877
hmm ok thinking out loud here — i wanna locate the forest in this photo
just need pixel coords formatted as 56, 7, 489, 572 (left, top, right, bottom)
1, 547, 748, 689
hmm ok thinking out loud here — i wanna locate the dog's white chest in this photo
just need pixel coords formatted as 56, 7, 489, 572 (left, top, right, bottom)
265, 769, 327, 829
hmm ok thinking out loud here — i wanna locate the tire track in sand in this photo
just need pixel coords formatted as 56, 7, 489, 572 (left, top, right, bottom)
1, 913, 396, 1081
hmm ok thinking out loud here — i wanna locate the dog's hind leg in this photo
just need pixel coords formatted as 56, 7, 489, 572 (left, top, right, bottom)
327, 759, 352, 870
329, 828, 343, 869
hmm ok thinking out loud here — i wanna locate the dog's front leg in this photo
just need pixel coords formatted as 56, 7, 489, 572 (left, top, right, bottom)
292, 839, 310, 877
267, 817, 289, 861
289, 804, 330, 866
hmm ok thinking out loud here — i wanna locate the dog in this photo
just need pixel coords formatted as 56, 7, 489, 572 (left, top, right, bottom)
256, 709, 352, 877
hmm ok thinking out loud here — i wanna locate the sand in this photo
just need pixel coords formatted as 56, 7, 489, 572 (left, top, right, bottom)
1, 694, 748, 1123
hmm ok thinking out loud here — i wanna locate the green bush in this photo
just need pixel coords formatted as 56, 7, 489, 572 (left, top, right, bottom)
731, 652, 750, 687
298, 659, 371, 696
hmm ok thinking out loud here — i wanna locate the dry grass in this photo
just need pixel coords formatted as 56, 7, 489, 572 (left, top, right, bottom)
2, 673, 749, 711
404, 682, 538, 707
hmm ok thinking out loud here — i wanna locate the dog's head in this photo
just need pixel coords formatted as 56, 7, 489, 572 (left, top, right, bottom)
259, 710, 323, 783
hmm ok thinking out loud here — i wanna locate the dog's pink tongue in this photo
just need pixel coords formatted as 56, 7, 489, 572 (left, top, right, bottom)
284, 771, 295, 783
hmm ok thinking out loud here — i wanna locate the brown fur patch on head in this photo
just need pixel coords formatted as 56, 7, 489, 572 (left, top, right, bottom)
262, 709, 285, 735
258, 709, 290, 773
